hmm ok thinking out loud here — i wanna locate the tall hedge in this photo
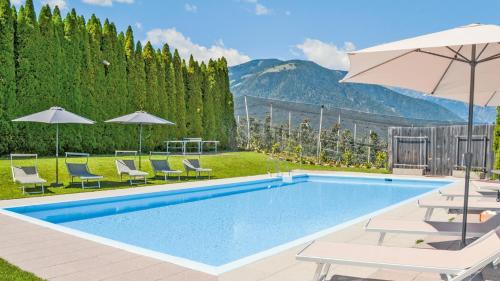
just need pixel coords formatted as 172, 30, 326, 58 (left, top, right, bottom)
0, 2, 236, 155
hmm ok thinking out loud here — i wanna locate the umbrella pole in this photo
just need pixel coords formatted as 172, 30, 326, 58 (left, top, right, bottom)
139, 124, 143, 169
461, 44, 476, 247
54, 123, 62, 187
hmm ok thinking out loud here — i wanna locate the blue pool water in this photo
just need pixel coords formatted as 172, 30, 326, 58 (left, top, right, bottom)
7, 175, 451, 267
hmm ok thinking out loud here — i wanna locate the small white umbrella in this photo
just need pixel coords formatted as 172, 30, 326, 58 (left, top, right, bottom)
13, 106, 96, 186
105, 111, 175, 168
341, 23, 500, 246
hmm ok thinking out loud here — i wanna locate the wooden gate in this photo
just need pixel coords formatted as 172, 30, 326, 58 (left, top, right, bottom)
388, 125, 494, 176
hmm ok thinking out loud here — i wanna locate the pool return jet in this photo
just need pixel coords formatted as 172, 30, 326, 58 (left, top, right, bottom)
341, 23, 500, 247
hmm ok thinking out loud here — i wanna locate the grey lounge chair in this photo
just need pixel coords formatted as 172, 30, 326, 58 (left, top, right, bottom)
297, 227, 500, 281
66, 163, 103, 189
183, 159, 211, 179
150, 159, 181, 181
11, 166, 46, 194
419, 198, 500, 220
116, 159, 148, 185
366, 212, 500, 245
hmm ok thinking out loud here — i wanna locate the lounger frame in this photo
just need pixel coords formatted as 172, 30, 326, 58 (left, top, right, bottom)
10, 154, 46, 195
115, 151, 148, 185
183, 159, 211, 179
296, 234, 500, 281
150, 152, 181, 181
65, 152, 102, 189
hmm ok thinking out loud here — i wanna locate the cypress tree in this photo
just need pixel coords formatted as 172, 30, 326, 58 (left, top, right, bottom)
156, 48, 170, 142
161, 44, 176, 140
0, 0, 16, 154
201, 62, 216, 140
143, 41, 161, 149
186, 55, 203, 137
172, 49, 186, 138
16, 0, 45, 153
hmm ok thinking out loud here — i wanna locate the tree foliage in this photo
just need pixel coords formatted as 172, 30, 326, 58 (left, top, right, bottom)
0, 3, 236, 155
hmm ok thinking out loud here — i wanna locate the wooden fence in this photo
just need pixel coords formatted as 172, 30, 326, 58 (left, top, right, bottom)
388, 125, 495, 176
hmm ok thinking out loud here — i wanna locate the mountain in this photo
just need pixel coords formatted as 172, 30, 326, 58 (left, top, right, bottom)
229, 59, 464, 122
390, 88, 496, 124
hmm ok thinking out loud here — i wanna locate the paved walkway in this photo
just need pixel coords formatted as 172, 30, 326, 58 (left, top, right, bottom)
1, 172, 499, 280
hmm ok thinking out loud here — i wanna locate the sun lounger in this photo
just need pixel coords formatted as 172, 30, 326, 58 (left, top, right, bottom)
150, 159, 181, 181
183, 159, 211, 179
11, 166, 46, 194
366, 212, 500, 245
66, 163, 103, 189
296, 228, 500, 281
116, 159, 148, 185
439, 188, 499, 200
419, 198, 500, 220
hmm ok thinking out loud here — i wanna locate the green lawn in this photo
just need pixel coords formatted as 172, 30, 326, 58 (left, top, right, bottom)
0, 151, 388, 200
0, 258, 44, 281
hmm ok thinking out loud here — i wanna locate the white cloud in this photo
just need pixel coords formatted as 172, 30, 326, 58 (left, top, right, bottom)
11, 0, 24, 6
255, 3, 269, 15
145, 28, 250, 66
242, 0, 271, 16
285, 10, 291, 16
82, 0, 133, 7
42, 0, 67, 9
295, 39, 355, 70
135, 22, 143, 30
184, 3, 197, 13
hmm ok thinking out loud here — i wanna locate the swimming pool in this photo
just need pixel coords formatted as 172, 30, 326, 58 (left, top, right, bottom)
5, 174, 452, 274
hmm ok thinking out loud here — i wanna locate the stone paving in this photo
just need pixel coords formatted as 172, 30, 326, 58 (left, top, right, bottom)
1, 172, 499, 280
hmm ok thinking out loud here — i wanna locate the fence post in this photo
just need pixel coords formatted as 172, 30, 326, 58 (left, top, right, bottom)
336, 114, 341, 156
368, 130, 372, 163
237, 115, 240, 136
317, 105, 324, 163
270, 103, 273, 129
354, 123, 357, 143
244, 95, 250, 149
288, 111, 291, 137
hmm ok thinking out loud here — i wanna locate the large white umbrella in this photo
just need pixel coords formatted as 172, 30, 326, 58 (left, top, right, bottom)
105, 111, 175, 168
341, 23, 500, 246
13, 106, 96, 186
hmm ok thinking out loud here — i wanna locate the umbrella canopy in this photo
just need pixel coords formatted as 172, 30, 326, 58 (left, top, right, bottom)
12, 106, 95, 124
13, 107, 96, 186
342, 24, 500, 105
105, 111, 174, 125
105, 111, 175, 168
341, 23, 500, 246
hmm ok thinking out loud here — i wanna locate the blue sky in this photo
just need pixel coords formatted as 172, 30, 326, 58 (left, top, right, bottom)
21, 0, 500, 68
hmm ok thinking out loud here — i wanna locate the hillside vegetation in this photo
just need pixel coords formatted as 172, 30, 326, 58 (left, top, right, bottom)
230, 59, 463, 121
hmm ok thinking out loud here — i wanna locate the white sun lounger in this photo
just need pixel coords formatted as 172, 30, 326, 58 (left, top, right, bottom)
116, 159, 148, 185
366, 212, 500, 245
296, 228, 500, 281
419, 198, 500, 220
183, 159, 211, 179
150, 159, 181, 181
439, 188, 498, 200
11, 166, 46, 194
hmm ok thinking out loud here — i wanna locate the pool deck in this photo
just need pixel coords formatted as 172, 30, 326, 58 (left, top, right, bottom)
1, 171, 499, 281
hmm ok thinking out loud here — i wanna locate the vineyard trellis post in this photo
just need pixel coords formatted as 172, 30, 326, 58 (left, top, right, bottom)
244, 95, 250, 149
288, 111, 291, 137
317, 105, 324, 162
368, 129, 372, 163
